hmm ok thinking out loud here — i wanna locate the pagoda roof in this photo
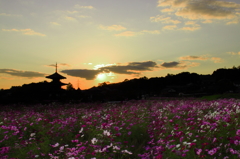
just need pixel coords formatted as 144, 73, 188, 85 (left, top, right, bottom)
46, 72, 66, 79
50, 80, 67, 86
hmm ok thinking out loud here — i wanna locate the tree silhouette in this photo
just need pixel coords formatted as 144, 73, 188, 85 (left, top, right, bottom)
66, 83, 75, 91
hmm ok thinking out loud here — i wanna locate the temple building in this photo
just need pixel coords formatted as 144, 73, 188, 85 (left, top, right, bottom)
46, 63, 67, 90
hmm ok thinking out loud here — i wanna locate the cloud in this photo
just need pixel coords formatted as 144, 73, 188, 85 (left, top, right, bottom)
50, 22, 61, 26
0, 69, 46, 78
74, 4, 94, 9
141, 30, 161, 34
100, 61, 159, 75
115, 31, 136, 37
113, 30, 161, 37
161, 61, 180, 68
52, 7, 93, 24
179, 55, 208, 60
185, 21, 197, 25
179, 26, 201, 31
160, 61, 200, 69
150, 15, 181, 24
161, 8, 174, 12
99, 25, 126, 31
0, 13, 22, 17
226, 19, 239, 25
211, 57, 223, 63
61, 61, 159, 79
77, 15, 90, 18
61, 69, 101, 80
227, 51, 240, 55
202, 19, 213, 23
163, 25, 177, 30
180, 55, 223, 63
157, 0, 240, 26
64, 16, 77, 21
2, 29, 46, 36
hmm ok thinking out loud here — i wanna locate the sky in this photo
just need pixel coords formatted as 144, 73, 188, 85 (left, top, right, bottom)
0, 0, 240, 90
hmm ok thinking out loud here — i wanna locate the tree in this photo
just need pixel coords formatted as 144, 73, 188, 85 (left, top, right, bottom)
66, 83, 75, 91
98, 82, 110, 87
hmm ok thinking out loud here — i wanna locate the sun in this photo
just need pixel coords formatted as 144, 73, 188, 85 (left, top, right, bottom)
97, 73, 106, 81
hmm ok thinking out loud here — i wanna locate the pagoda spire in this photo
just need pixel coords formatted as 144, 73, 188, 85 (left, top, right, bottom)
55, 62, 58, 73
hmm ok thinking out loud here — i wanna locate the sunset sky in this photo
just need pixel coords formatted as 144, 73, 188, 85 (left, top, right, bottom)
1, 0, 240, 90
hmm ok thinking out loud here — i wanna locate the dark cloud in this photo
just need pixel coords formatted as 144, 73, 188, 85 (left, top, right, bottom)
0, 69, 46, 78
176, 0, 237, 20
100, 61, 158, 74
61, 69, 101, 80
160, 61, 200, 69
61, 61, 158, 80
158, 0, 240, 23
161, 61, 180, 68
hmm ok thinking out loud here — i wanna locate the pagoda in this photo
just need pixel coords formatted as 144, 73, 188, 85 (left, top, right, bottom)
46, 63, 67, 90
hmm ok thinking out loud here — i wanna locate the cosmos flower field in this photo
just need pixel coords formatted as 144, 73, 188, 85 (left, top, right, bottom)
0, 98, 240, 159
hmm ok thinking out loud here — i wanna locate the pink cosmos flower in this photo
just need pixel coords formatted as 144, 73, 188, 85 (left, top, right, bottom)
196, 149, 202, 155
52, 143, 59, 147
208, 148, 217, 155
236, 129, 240, 136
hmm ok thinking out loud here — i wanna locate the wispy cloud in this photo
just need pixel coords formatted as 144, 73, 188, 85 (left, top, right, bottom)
114, 30, 161, 37
211, 57, 223, 63
115, 31, 136, 37
64, 16, 77, 21
0, 13, 22, 17
52, 5, 93, 24
74, 4, 94, 9
0, 69, 46, 78
226, 19, 239, 25
140, 30, 161, 34
99, 25, 126, 31
179, 26, 201, 31
50, 22, 61, 26
77, 15, 90, 18
150, 15, 181, 24
180, 55, 223, 63
163, 25, 177, 30
45, 63, 71, 68
2, 28, 46, 36
180, 55, 208, 60
227, 51, 240, 55
185, 21, 197, 25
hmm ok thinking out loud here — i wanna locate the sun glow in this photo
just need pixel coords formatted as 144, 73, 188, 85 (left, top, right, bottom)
94, 63, 116, 70
97, 73, 106, 81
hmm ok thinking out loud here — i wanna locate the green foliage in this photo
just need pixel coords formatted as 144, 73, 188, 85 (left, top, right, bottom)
201, 93, 240, 100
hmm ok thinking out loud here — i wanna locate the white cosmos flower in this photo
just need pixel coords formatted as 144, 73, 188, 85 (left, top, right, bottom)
91, 138, 98, 144
30, 133, 36, 137
103, 130, 110, 136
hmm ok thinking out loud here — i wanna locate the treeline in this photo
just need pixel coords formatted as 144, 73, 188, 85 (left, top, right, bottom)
0, 66, 240, 104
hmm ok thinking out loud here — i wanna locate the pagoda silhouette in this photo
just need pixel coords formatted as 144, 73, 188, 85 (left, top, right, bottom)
46, 63, 67, 90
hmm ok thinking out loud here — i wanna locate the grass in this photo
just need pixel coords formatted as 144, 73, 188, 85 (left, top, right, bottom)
0, 99, 240, 158
201, 93, 240, 100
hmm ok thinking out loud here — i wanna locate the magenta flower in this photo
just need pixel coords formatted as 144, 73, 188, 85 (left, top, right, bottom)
196, 149, 202, 155
236, 129, 240, 136
208, 148, 217, 155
